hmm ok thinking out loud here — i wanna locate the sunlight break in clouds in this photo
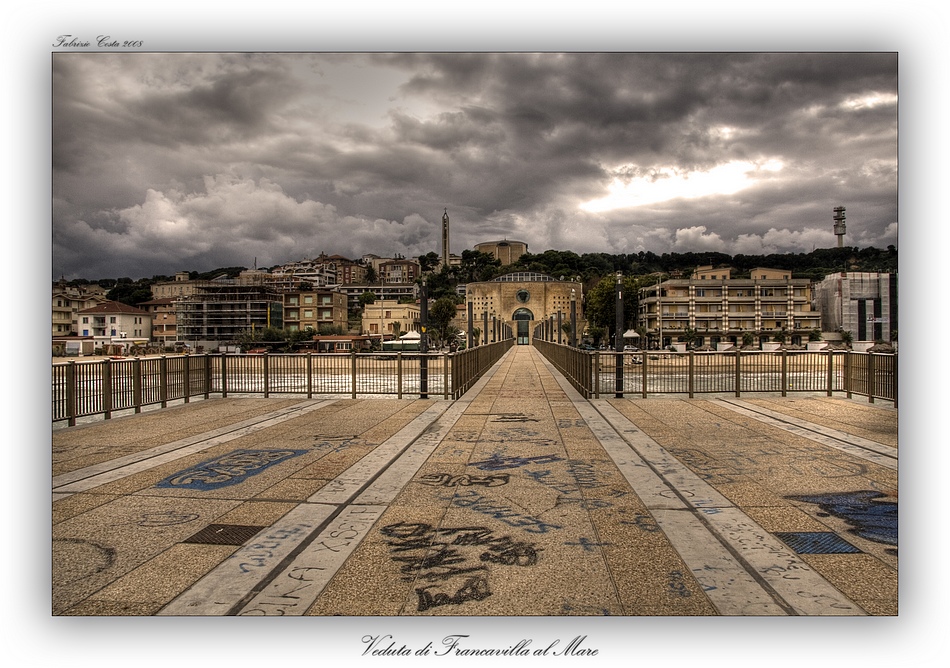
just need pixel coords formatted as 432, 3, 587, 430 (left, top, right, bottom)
580, 160, 784, 212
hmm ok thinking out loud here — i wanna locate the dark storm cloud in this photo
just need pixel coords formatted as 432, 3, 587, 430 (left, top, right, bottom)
51, 52, 897, 279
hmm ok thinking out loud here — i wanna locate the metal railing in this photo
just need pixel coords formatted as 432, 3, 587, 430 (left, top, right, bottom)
533, 340, 896, 406
52, 338, 514, 425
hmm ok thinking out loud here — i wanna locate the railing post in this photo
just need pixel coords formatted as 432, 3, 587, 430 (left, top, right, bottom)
160, 356, 168, 407
781, 349, 788, 397
183, 354, 191, 404
66, 361, 77, 427
867, 352, 876, 404
307, 352, 313, 399
443, 352, 449, 400
204, 353, 212, 399
826, 349, 834, 397
735, 350, 741, 398
133, 357, 143, 413
845, 351, 852, 399
641, 350, 648, 399
593, 352, 600, 399
102, 358, 112, 419
688, 351, 694, 398
397, 352, 403, 399
351, 349, 357, 399
221, 353, 228, 398
263, 351, 270, 399
893, 354, 898, 408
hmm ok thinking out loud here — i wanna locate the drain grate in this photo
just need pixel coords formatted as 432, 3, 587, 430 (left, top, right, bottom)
183, 524, 267, 546
774, 532, 861, 555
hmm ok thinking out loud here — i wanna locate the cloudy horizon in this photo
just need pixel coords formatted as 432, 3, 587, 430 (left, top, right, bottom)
52, 52, 898, 280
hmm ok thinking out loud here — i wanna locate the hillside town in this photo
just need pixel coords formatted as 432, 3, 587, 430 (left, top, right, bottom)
52, 213, 897, 358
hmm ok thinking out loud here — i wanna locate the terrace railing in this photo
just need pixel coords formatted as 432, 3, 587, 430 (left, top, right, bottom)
533, 340, 896, 406
52, 338, 515, 426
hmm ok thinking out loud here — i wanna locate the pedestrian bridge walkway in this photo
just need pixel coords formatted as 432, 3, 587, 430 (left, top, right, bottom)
52, 345, 897, 616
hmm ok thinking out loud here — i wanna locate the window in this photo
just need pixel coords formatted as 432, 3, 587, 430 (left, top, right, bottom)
82, 317, 88, 323
304, 295, 313, 304
110, 316, 116, 323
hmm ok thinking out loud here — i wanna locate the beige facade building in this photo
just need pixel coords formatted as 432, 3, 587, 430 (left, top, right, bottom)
474, 239, 529, 266
361, 300, 421, 339
464, 272, 584, 345
138, 297, 179, 346
76, 300, 153, 350
638, 266, 820, 348
51, 282, 108, 336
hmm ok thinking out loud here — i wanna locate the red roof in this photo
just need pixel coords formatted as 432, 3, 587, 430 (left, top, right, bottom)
77, 300, 149, 315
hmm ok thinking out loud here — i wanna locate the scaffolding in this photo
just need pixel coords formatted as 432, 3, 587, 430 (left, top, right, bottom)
177, 283, 283, 342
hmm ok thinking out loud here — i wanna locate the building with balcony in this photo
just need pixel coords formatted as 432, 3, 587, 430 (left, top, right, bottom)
338, 283, 419, 312
283, 289, 348, 333
76, 300, 153, 350
379, 259, 421, 284
138, 297, 179, 347
52, 282, 108, 336
637, 266, 820, 348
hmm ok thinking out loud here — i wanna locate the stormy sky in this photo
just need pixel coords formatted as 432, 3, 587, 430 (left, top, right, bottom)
52, 52, 898, 280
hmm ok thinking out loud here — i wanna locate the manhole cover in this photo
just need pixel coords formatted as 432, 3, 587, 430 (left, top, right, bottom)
183, 524, 267, 546
774, 532, 861, 554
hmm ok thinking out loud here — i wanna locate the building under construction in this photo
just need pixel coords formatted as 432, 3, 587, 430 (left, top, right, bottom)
176, 282, 283, 343
814, 272, 897, 343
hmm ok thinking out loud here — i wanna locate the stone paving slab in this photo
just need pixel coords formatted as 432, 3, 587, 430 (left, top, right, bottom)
50, 346, 898, 616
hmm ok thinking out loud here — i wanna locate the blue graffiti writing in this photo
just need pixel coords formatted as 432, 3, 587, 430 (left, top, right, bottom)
567, 460, 607, 489
788, 490, 897, 546
469, 453, 565, 471
157, 449, 307, 490
451, 490, 562, 533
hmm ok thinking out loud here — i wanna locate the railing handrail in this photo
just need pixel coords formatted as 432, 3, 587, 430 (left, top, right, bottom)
532, 340, 895, 406
52, 340, 515, 425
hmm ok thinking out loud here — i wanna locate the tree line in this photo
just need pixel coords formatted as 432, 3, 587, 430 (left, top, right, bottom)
64, 244, 896, 309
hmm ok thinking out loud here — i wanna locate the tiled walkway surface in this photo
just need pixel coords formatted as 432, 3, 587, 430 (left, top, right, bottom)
51, 346, 897, 616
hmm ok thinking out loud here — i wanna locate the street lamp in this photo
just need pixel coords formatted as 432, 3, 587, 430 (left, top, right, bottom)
570, 288, 577, 347
615, 272, 624, 398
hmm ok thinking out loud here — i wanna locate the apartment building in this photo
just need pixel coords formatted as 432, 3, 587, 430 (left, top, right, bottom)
151, 272, 200, 299
51, 282, 108, 336
338, 283, 419, 312
638, 266, 820, 348
76, 300, 152, 350
378, 258, 421, 284
138, 297, 179, 347
283, 289, 348, 333
361, 300, 421, 339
